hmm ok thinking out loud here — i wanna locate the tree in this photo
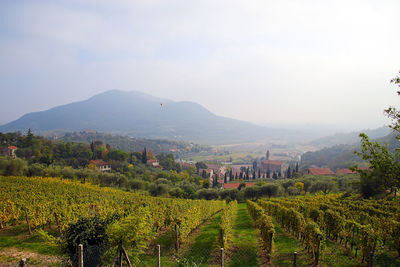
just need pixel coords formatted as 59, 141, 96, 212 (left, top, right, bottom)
141, 147, 147, 164
353, 73, 400, 197
195, 161, 207, 172
252, 160, 257, 172
286, 166, 292, 178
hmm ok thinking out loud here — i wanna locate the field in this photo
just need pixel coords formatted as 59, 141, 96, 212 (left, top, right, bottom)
1, 176, 400, 266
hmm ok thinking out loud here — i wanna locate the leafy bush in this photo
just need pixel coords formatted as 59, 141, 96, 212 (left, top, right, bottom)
64, 217, 110, 267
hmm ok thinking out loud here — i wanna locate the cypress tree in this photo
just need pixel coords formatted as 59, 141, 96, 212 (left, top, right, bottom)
295, 162, 299, 173
142, 147, 147, 164
287, 166, 292, 178
272, 172, 277, 179
258, 169, 261, 179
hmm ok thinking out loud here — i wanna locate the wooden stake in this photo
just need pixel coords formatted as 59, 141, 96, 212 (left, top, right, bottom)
78, 244, 83, 267
19, 258, 26, 267
220, 248, 224, 267
157, 244, 161, 267
121, 246, 133, 267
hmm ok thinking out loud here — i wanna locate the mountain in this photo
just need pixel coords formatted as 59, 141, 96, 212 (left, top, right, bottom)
0, 90, 287, 144
308, 126, 391, 148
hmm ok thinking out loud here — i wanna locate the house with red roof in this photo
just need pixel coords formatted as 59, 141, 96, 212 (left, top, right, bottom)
303, 168, 334, 175
7, 146, 18, 158
336, 167, 369, 175
147, 159, 162, 168
92, 160, 111, 172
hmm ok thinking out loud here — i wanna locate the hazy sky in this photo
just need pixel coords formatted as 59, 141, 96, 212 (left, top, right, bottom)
1, 0, 399, 131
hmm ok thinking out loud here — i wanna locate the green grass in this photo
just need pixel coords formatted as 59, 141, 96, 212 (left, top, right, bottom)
227, 203, 261, 267
0, 224, 65, 266
177, 213, 222, 267
272, 222, 311, 267
0, 225, 62, 256
139, 213, 223, 267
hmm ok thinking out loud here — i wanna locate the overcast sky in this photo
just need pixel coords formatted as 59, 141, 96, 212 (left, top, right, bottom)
1, 0, 399, 132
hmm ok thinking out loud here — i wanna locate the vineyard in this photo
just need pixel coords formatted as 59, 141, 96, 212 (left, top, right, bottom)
1, 175, 400, 266
247, 194, 400, 266
0, 176, 225, 265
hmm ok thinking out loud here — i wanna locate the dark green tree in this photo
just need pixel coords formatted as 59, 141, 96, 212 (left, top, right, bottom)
286, 166, 292, 178
141, 147, 147, 164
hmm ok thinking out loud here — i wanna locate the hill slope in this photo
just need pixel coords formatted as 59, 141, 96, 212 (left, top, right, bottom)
300, 130, 397, 170
0, 90, 284, 144
308, 126, 390, 148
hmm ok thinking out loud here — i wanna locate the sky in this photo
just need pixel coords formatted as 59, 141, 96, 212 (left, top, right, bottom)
1, 0, 400, 132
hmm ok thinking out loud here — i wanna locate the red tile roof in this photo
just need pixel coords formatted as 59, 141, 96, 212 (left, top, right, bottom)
308, 168, 334, 175
147, 159, 158, 163
223, 183, 257, 189
8, 146, 17, 150
92, 160, 110, 166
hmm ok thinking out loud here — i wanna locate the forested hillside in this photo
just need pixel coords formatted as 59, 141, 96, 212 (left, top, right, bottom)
300, 131, 397, 170
59, 131, 211, 157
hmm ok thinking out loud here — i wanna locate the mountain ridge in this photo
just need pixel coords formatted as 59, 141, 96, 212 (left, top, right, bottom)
0, 90, 284, 144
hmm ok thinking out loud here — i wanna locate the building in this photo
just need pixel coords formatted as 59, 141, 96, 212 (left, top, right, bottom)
92, 160, 112, 172
7, 146, 18, 158
147, 159, 162, 169
260, 160, 283, 173
336, 167, 369, 175
303, 168, 334, 175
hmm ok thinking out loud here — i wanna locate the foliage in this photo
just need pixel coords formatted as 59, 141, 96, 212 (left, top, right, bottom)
353, 74, 400, 198
218, 200, 238, 249
105, 207, 152, 265
64, 217, 109, 267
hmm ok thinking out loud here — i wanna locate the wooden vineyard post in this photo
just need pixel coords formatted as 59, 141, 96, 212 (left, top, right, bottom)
119, 242, 123, 267
121, 246, 132, 267
78, 244, 83, 267
220, 228, 224, 248
293, 252, 297, 267
157, 244, 161, 267
24, 208, 32, 235
314, 234, 323, 266
19, 258, 26, 267
220, 248, 224, 267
